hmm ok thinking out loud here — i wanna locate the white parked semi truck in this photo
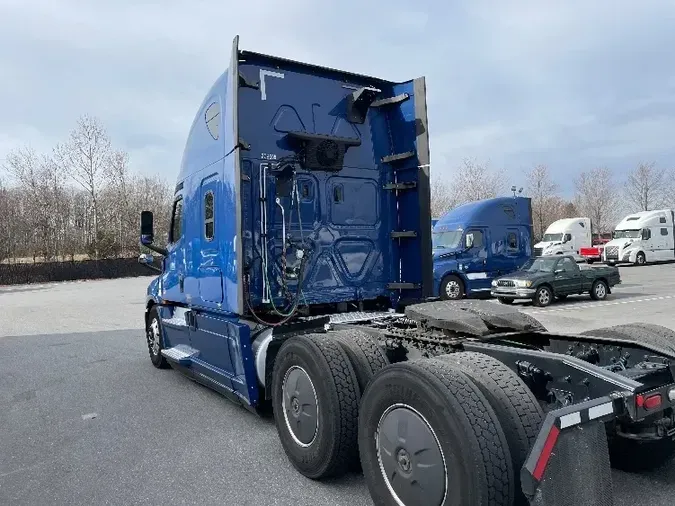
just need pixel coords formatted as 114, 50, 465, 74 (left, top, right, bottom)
533, 217, 592, 256
602, 209, 675, 266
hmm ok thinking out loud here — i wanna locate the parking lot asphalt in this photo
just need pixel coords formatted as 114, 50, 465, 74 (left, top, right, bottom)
1, 263, 675, 505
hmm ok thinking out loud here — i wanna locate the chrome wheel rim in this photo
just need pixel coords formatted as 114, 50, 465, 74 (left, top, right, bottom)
595, 283, 606, 298
148, 318, 160, 355
445, 280, 461, 299
538, 289, 551, 305
282, 365, 319, 447
376, 403, 448, 506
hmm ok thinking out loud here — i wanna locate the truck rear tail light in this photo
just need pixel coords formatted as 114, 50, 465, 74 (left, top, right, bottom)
636, 393, 662, 410
669, 388, 675, 402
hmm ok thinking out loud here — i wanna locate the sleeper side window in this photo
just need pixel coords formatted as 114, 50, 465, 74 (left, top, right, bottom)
205, 102, 220, 140
661, 228, 669, 236
170, 198, 184, 243
205, 191, 215, 241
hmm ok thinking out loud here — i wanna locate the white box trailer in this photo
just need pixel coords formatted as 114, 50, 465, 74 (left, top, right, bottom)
602, 209, 675, 265
534, 217, 592, 256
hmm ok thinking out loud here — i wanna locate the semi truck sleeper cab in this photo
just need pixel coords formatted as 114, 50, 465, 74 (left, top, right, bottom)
138, 36, 675, 506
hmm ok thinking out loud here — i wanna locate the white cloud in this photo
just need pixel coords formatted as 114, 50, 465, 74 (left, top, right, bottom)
2, 0, 675, 197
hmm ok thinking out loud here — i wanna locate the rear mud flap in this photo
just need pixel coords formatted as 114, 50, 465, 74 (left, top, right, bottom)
522, 396, 618, 506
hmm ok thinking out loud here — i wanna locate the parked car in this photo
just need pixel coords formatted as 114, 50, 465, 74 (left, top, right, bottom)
490, 254, 621, 307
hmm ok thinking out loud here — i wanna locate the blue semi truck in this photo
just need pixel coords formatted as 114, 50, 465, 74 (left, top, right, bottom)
138, 35, 675, 506
432, 196, 534, 300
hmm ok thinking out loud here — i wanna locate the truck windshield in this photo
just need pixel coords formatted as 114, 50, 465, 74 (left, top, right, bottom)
520, 257, 558, 273
612, 229, 641, 239
542, 233, 563, 242
432, 230, 463, 249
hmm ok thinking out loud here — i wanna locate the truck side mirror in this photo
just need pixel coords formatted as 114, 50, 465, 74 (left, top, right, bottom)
641, 229, 650, 240
563, 234, 571, 243
139, 211, 168, 257
141, 211, 154, 245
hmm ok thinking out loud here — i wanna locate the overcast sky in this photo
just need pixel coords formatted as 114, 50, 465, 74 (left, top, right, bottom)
1, 0, 675, 197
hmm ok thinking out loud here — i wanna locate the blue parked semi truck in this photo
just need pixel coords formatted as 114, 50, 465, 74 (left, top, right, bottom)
432, 196, 533, 300
138, 36, 675, 506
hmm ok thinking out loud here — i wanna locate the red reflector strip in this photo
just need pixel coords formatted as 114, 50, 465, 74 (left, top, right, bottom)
533, 425, 560, 481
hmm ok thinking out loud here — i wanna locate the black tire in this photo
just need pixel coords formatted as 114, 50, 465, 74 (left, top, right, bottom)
607, 430, 675, 472
146, 307, 170, 369
590, 279, 608, 300
533, 285, 553, 307
581, 323, 675, 363
331, 329, 390, 393
440, 274, 465, 300
497, 297, 514, 305
437, 352, 544, 506
271, 333, 360, 479
580, 323, 675, 471
635, 251, 646, 265
358, 358, 514, 506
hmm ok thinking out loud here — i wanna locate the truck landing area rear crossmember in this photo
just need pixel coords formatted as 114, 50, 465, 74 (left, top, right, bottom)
138, 36, 675, 506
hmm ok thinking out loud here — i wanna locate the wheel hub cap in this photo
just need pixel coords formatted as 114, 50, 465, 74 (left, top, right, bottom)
376, 404, 447, 506
282, 366, 318, 447
446, 281, 459, 298
397, 449, 412, 473
148, 319, 160, 355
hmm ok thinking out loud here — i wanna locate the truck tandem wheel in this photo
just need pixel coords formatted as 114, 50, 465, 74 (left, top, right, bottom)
358, 358, 513, 506
271, 333, 360, 480
331, 329, 390, 393
580, 322, 675, 359
607, 430, 675, 472
437, 352, 544, 506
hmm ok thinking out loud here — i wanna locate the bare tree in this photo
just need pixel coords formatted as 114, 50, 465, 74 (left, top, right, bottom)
0, 114, 174, 264
624, 162, 670, 212
0, 176, 12, 262
54, 115, 112, 258
3, 146, 68, 261
574, 166, 619, 234
450, 158, 506, 205
430, 174, 456, 218
524, 164, 559, 240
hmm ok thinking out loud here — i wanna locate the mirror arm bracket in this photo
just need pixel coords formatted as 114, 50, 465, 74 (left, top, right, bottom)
140, 240, 168, 257
140, 262, 162, 273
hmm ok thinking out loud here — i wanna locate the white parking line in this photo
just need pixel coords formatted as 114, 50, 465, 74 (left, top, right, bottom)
520, 294, 675, 314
